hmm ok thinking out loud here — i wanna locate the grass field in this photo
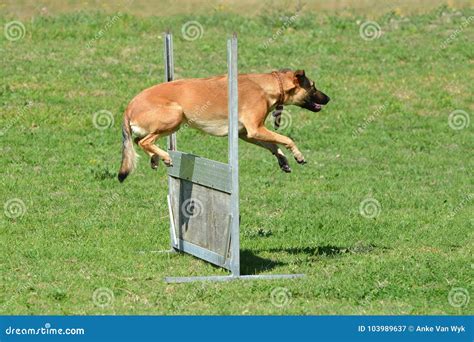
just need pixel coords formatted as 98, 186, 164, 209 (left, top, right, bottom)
1, 1, 473, 315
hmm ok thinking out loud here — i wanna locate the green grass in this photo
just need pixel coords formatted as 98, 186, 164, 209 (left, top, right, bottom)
0, 5, 473, 315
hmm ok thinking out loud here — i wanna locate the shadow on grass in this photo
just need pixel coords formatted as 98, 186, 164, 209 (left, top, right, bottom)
239, 249, 286, 275
254, 243, 388, 257
239, 245, 374, 275
192, 244, 385, 276
266, 245, 351, 257
262, 243, 386, 258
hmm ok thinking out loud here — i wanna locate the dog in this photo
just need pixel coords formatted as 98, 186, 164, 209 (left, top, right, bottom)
118, 69, 330, 182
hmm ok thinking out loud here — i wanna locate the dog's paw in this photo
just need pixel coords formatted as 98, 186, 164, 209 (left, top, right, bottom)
295, 156, 307, 165
150, 155, 160, 169
276, 154, 291, 173
163, 159, 173, 167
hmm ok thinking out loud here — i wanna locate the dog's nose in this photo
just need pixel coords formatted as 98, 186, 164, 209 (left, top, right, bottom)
325, 95, 330, 104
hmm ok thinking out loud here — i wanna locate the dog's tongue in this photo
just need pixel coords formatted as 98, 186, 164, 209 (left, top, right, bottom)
314, 103, 322, 110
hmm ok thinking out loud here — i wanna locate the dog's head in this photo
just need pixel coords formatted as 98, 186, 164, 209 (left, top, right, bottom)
287, 69, 330, 112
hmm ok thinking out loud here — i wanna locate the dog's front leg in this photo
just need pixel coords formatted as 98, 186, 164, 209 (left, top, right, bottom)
246, 126, 306, 164
239, 133, 292, 172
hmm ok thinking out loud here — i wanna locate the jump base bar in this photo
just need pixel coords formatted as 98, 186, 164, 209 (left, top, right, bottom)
165, 273, 305, 283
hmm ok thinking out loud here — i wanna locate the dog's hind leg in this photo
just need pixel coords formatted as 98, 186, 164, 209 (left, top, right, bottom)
137, 133, 173, 168
239, 134, 291, 173
131, 104, 184, 169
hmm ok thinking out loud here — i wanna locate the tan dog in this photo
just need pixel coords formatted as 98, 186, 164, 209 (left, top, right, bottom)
118, 69, 330, 182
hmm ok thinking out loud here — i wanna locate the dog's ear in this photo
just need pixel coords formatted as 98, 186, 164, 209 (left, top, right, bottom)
293, 69, 306, 87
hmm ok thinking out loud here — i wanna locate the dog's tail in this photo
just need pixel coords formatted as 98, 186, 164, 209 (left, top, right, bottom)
118, 112, 137, 183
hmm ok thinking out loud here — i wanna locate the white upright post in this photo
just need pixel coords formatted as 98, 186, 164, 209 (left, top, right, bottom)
164, 32, 177, 251
227, 34, 240, 277
164, 32, 176, 151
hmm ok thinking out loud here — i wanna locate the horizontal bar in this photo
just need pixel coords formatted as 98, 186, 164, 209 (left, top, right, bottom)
165, 273, 305, 283
238, 274, 306, 280
168, 151, 231, 193
173, 238, 230, 270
